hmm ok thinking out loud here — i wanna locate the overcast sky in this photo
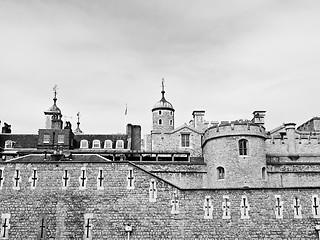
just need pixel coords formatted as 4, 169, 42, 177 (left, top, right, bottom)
1, 0, 320, 135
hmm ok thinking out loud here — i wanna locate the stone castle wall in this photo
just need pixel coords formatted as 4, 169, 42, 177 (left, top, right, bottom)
0, 161, 320, 239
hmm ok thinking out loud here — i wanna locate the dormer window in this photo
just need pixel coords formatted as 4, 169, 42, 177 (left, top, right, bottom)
104, 140, 112, 149
80, 140, 89, 149
4, 140, 14, 149
116, 140, 124, 149
58, 135, 65, 144
92, 140, 101, 149
239, 139, 248, 156
43, 134, 50, 144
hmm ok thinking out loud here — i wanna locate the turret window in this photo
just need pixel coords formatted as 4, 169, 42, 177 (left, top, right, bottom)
217, 167, 225, 179
158, 119, 162, 125
170, 120, 173, 126
262, 167, 266, 180
181, 134, 190, 147
170, 111, 173, 116
159, 110, 162, 115
239, 139, 248, 156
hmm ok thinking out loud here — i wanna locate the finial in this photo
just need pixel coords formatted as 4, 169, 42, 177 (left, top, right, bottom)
77, 112, 81, 124
53, 84, 58, 103
161, 78, 165, 99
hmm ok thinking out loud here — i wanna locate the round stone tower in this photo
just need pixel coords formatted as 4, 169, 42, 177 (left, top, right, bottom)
202, 120, 267, 188
152, 80, 175, 132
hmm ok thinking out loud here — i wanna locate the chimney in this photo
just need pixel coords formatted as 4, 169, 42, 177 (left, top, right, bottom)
284, 123, 298, 159
192, 110, 205, 130
252, 111, 266, 126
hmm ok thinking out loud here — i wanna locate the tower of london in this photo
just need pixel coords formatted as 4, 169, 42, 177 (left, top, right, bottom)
1, 83, 320, 239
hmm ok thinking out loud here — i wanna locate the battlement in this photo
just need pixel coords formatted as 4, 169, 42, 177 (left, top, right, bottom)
202, 121, 266, 146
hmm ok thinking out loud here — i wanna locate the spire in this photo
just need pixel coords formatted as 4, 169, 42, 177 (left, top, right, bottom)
53, 84, 58, 106
74, 112, 83, 134
161, 78, 166, 100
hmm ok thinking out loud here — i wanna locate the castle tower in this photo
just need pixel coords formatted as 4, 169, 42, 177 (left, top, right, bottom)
44, 86, 63, 130
151, 80, 175, 132
202, 120, 267, 188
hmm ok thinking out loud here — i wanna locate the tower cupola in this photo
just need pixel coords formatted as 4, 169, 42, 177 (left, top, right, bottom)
152, 79, 175, 132
44, 85, 63, 129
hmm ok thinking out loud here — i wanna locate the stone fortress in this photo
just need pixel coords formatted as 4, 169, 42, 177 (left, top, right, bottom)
1, 82, 320, 239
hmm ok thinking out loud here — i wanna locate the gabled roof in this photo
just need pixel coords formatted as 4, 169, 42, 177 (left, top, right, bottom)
169, 124, 202, 135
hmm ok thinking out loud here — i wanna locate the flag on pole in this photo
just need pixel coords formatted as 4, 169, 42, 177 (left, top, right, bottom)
125, 103, 128, 115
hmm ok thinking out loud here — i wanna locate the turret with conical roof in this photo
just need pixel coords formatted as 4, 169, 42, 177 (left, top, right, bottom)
44, 85, 63, 129
152, 79, 175, 132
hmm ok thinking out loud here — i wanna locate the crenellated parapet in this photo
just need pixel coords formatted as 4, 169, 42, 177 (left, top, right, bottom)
202, 121, 266, 147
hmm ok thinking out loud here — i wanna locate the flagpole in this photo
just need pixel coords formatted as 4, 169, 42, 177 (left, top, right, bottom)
124, 103, 128, 132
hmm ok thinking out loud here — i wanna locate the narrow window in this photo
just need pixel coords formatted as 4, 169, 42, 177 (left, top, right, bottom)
80, 140, 89, 149
158, 119, 162, 125
158, 110, 162, 115
116, 140, 124, 149
1, 213, 10, 239
83, 213, 93, 239
292, 196, 302, 218
312, 195, 320, 218
170, 191, 179, 214
262, 167, 266, 180
275, 195, 284, 219
62, 170, 69, 188
97, 168, 104, 190
38, 216, 47, 239
4, 140, 13, 149
217, 167, 225, 180
169, 120, 173, 126
203, 196, 213, 219
222, 195, 231, 219
127, 168, 135, 189
240, 195, 250, 219
170, 111, 173, 116
79, 167, 87, 190
92, 140, 101, 149
43, 134, 50, 144
57, 135, 64, 144
0, 168, 4, 189
239, 139, 248, 156
29, 168, 38, 189
13, 169, 20, 190
104, 140, 112, 149
181, 134, 190, 147
149, 179, 157, 202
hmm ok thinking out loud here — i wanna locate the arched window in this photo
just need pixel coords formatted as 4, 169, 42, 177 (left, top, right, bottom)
4, 140, 13, 149
104, 140, 113, 149
262, 167, 266, 180
239, 139, 248, 156
80, 139, 89, 149
158, 119, 162, 125
169, 120, 173, 126
217, 167, 225, 180
116, 140, 124, 149
159, 110, 162, 115
92, 140, 101, 149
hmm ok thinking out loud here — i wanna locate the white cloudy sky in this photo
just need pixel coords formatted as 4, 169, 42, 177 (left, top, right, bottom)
1, 0, 320, 135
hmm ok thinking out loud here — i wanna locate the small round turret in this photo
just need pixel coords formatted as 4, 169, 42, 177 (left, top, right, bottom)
152, 80, 175, 132
44, 86, 63, 129
202, 120, 267, 188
